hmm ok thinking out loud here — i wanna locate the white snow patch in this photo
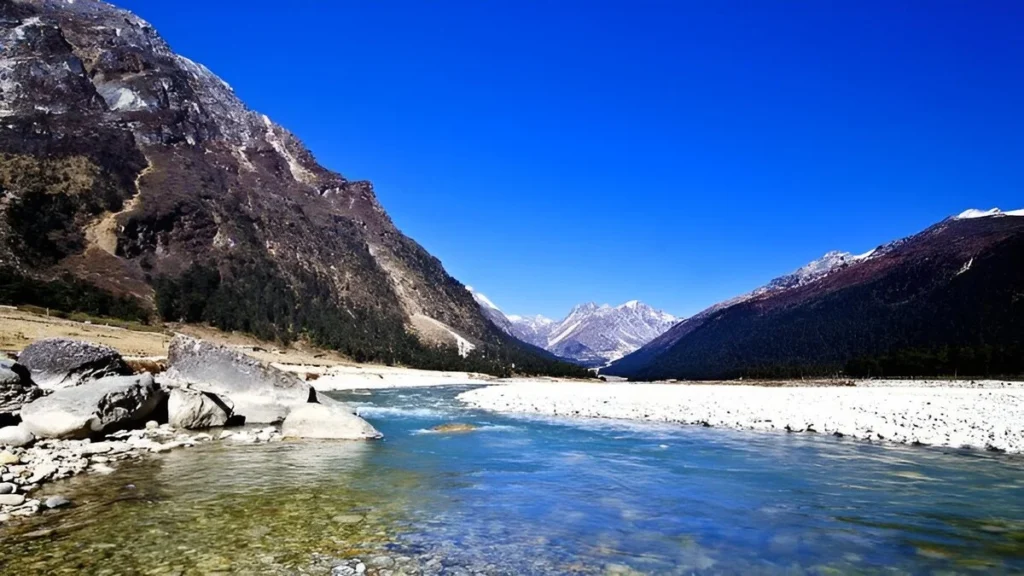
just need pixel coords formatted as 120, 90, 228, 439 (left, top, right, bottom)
466, 286, 501, 311
956, 258, 974, 276
547, 320, 582, 348
955, 208, 1024, 219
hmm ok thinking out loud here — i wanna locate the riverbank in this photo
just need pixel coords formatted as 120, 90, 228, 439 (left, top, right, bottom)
458, 381, 1024, 453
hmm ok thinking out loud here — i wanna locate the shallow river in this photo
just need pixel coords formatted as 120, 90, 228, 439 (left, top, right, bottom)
2, 386, 1024, 575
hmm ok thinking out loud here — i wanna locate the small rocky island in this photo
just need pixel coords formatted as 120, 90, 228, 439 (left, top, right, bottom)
0, 335, 380, 522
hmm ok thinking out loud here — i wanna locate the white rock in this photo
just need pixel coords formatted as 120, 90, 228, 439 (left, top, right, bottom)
0, 426, 34, 448
281, 403, 382, 440
0, 493, 25, 506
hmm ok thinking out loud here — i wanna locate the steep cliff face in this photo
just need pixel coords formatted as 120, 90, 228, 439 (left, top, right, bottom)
0, 0, 582, 376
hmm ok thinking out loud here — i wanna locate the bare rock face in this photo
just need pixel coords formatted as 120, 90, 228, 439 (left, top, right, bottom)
167, 387, 233, 429
0, 359, 44, 418
281, 403, 382, 441
17, 338, 131, 390
166, 335, 312, 424
20, 373, 165, 439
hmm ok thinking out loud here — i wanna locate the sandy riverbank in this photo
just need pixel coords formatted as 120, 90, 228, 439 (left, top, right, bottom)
458, 381, 1024, 453
272, 363, 593, 390
0, 308, 582, 390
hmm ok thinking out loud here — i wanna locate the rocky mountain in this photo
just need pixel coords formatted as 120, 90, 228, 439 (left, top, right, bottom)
603, 209, 1024, 380
0, 0, 588, 378
468, 289, 678, 367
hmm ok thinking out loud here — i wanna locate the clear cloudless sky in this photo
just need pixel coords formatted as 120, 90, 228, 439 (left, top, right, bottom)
116, 0, 1023, 319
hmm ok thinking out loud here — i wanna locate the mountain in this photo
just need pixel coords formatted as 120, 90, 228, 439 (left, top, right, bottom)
468, 290, 678, 367
603, 209, 1024, 380
0, 0, 588, 378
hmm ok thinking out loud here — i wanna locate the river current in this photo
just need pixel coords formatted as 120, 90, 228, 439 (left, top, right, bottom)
2, 385, 1023, 575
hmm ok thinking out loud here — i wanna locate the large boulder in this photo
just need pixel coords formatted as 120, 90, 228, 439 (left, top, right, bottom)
0, 425, 35, 448
17, 338, 131, 390
167, 387, 233, 429
20, 374, 165, 439
281, 403, 382, 440
0, 360, 44, 419
166, 335, 313, 423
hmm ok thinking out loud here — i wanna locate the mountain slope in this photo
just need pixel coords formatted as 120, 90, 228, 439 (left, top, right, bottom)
0, 0, 587, 377
603, 210, 1024, 380
468, 290, 677, 367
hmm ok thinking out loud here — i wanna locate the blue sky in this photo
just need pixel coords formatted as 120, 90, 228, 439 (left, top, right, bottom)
117, 0, 1023, 319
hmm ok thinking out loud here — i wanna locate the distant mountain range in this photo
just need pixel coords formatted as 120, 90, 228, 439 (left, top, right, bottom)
603, 208, 1024, 380
468, 289, 678, 367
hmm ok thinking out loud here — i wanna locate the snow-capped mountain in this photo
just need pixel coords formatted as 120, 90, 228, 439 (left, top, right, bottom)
604, 207, 1024, 380
467, 289, 678, 367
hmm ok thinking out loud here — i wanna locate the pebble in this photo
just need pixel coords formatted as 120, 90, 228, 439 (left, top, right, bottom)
0, 494, 26, 506
0, 450, 20, 465
0, 482, 15, 494
90, 463, 115, 475
27, 464, 57, 484
44, 495, 71, 509
460, 382, 1024, 453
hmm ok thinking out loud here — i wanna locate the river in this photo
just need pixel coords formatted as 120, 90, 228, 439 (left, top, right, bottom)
2, 385, 1023, 575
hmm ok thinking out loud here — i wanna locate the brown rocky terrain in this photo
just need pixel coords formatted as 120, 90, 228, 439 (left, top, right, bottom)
0, 0, 584, 377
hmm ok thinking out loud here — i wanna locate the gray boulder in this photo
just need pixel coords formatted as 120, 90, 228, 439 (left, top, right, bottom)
20, 374, 165, 439
282, 403, 382, 440
0, 360, 44, 417
17, 338, 131, 390
44, 495, 71, 509
166, 335, 313, 423
167, 387, 233, 429
0, 425, 35, 448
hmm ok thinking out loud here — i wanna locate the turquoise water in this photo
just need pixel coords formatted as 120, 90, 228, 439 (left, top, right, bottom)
3, 385, 1024, 575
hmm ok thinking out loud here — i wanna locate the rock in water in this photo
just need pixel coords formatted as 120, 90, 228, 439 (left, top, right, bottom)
0, 360, 44, 418
0, 425, 35, 447
282, 403, 382, 440
20, 374, 165, 439
431, 423, 477, 434
44, 495, 71, 509
166, 336, 313, 424
17, 338, 131, 390
167, 388, 233, 429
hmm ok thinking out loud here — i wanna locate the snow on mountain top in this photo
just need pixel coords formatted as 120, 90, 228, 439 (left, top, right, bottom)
955, 208, 1024, 220
465, 289, 678, 367
466, 286, 501, 311
506, 314, 554, 325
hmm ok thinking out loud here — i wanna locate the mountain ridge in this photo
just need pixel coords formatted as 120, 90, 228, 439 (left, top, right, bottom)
467, 288, 678, 367
603, 208, 1024, 380
0, 0, 587, 378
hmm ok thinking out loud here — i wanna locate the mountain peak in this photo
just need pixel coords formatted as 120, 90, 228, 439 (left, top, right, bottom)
468, 293, 678, 367
955, 207, 1024, 220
